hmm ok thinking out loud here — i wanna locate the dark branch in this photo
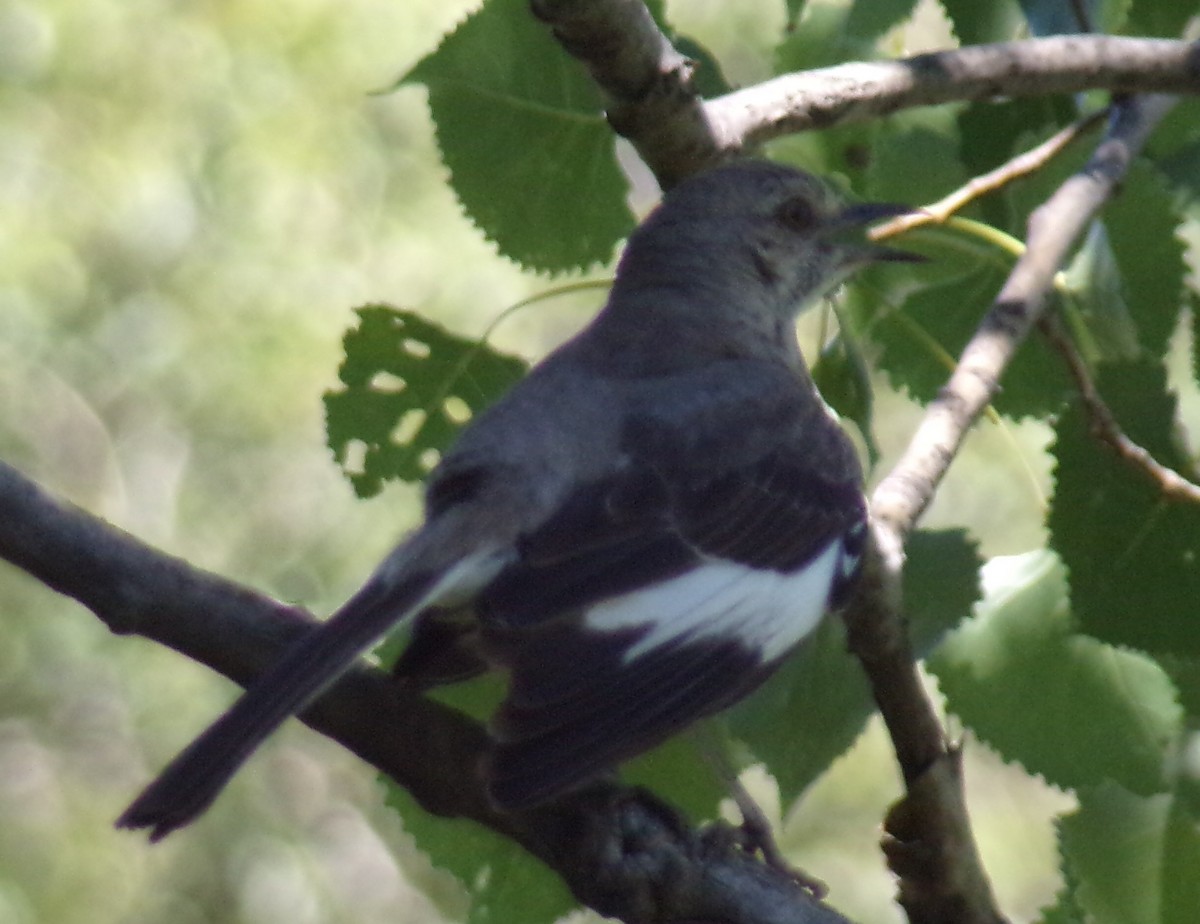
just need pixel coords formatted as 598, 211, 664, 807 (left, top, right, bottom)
0, 458, 852, 924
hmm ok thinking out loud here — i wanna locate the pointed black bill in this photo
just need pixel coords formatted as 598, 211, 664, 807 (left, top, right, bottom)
829, 202, 927, 264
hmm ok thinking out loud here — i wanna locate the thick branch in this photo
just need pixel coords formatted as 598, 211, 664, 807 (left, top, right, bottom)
843, 94, 1177, 924
530, 0, 721, 187
0, 459, 851, 924
531, 0, 1198, 187
709, 38, 1197, 149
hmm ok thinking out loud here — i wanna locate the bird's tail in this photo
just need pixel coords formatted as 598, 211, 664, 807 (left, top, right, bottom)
116, 551, 485, 841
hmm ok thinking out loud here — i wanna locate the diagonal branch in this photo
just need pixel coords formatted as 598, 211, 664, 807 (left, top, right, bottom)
844, 94, 1178, 924
1038, 312, 1200, 504
0, 458, 853, 924
871, 95, 1178, 539
871, 107, 1109, 238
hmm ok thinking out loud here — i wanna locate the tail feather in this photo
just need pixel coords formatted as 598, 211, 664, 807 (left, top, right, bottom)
117, 569, 438, 840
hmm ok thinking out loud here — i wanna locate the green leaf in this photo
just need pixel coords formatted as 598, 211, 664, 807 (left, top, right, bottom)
728, 530, 978, 804
866, 262, 1072, 418
939, 0, 1024, 44
774, 1, 878, 71
1162, 796, 1200, 924
386, 783, 576, 924
619, 732, 728, 821
1146, 99, 1200, 168
866, 125, 969, 209
1194, 291, 1200, 388
927, 550, 1183, 794
1004, 127, 1095, 238
1017, 0, 1129, 34
1048, 359, 1200, 655
1103, 160, 1187, 359
859, 123, 1084, 422
956, 98, 1078, 235
768, 121, 883, 195
1061, 223, 1142, 362
400, 0, 633, 272
1035, 887, 1087, 924
727, 614, 872, 804
324, 305, 528, 496
1127, 0, 1199, 37
845, 0, 920, 40
903, 529, 983, 656
812, 331, 880, 467
1059, 784, 1200, 924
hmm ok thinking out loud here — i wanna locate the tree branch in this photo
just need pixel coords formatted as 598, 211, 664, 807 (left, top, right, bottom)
709, 38, 1196, 151
871, 107, 1109, 238
871, 94, 1177, 538
531, 0, 1198, 187
0, 458, 853, 924
530, 0, 718, 187
843, 93, 1177, 924
1038, 312, 1200, 505
9, 6, 1194, 923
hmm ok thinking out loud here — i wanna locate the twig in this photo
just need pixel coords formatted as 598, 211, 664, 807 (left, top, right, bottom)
1039, 313, 1200, 504
848, 93, 1177, 924
871, 108, 1110, 239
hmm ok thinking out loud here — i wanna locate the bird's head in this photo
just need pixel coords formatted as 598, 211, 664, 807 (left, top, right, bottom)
615, 160, 918, 321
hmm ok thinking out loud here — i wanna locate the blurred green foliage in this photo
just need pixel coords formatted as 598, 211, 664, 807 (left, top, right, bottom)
0, 2, 540, 922
4, 1, 1199, 924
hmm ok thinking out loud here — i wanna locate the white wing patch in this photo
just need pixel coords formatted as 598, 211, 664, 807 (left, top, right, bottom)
583, 540, 844, 664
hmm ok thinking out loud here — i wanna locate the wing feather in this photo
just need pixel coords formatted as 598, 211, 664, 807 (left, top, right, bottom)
469, 404, 867, 806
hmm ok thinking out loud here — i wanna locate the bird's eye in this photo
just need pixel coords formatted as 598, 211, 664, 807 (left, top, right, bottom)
774, 196, 818, 232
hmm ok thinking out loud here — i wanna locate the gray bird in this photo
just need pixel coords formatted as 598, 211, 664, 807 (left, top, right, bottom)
118, 160, 913, 840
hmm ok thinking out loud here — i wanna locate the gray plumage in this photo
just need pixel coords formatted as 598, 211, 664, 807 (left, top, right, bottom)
118, 160, 911, 839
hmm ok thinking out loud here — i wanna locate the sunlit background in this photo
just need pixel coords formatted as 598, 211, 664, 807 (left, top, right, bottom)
0, 1, 1074, 922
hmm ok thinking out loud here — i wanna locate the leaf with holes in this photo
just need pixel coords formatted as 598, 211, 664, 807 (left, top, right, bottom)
324, 305, 528, 497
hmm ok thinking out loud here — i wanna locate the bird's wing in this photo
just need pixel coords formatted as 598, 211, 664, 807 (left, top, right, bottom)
477, 429, 866, 808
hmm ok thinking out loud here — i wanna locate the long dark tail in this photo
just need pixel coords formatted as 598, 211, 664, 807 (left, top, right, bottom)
117, 570, 437, 840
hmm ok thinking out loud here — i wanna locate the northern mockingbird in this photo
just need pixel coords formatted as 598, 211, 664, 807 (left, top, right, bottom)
118, 160, 912, 840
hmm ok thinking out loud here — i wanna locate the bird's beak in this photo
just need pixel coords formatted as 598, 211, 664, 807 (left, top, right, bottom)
827, 202, 925, 264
